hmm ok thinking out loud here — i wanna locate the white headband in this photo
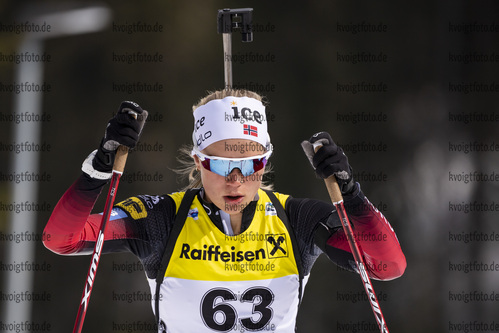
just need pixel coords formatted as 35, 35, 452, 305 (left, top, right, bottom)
192, 96, 271, 151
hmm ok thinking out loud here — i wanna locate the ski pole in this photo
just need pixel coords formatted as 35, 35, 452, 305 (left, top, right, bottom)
313, 142, 390, 333
72, 111, 137, 333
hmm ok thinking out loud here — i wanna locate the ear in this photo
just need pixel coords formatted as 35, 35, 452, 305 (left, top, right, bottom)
193, 154, 202, 171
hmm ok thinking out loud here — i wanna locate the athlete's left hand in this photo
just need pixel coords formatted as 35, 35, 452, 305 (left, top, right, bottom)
301, 131, 355, 194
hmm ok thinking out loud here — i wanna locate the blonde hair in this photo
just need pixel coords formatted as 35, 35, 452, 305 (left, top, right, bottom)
176, 89, 274, 191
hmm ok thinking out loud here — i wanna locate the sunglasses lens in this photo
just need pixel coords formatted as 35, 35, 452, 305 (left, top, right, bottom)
200, 159, 211, 172
200, 156, 268, 177
240, 160, 255, 177
253, 158, 267, 173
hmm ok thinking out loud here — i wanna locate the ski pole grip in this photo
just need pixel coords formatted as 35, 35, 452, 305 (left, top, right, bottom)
113, 147, 129, 173
112, 110, 138, 174
313, 143, 344, 204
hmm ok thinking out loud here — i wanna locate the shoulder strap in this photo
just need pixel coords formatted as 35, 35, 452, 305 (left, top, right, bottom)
264, 190, 304, 303
154, 188, 200, 325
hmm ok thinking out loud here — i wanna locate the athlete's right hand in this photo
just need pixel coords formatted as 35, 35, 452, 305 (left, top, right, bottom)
92, 101, 148, 174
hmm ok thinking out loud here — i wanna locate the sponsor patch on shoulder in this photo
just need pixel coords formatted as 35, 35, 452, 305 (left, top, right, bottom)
265, 202, 277, 216
115, 197, 147, 220
187, 208, 199, 220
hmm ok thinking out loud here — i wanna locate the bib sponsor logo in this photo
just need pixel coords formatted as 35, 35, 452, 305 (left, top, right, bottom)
179, 233, 288, 263
266, 234, 288, 258
179, 244, 266, 262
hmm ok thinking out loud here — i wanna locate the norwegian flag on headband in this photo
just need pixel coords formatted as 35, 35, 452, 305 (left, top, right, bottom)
243, 124, 258, 137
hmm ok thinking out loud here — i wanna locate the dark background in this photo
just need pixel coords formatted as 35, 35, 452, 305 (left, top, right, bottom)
1, 1, 499, 332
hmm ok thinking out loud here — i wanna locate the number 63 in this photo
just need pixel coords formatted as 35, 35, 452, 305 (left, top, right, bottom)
201, 287, 274, 331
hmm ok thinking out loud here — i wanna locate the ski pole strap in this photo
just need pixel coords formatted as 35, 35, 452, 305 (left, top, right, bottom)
154, 188, 200, 326
264, 190, 304, 304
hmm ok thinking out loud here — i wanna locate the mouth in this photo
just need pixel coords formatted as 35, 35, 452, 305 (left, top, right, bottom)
223, 195, 244, 204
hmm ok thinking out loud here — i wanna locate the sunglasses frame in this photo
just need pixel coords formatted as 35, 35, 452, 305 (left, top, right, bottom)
191, 146, 272, 177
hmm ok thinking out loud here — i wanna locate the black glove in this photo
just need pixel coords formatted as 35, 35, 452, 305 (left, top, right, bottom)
93, 101, 148, 173
301, 131, 355, 194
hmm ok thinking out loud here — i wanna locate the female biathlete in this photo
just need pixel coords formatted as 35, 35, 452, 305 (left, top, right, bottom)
43, 89, 406, 332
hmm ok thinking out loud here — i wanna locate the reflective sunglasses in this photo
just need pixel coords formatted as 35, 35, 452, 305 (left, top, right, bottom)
192, 147, 272, 177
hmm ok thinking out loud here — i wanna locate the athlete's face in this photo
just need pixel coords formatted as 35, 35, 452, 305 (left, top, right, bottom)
194, 139, 265, 215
